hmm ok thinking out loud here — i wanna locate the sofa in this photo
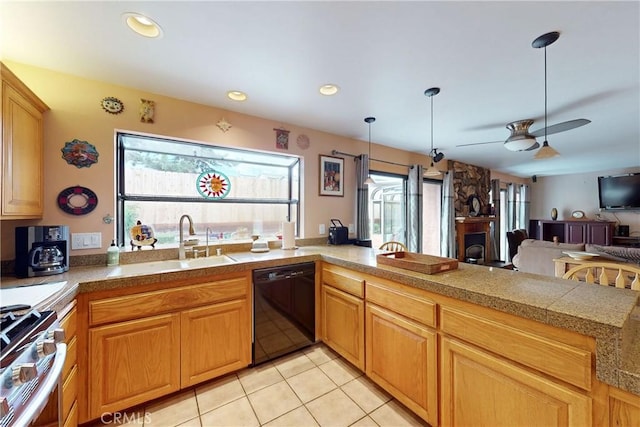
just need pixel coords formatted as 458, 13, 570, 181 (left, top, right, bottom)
512, 239, 585, 276
512, 239, 640, 277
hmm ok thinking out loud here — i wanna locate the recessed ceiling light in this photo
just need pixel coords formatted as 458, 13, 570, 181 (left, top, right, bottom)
319, 84, 339, 96
227, 90, 248, 102
123, 13, 163, 38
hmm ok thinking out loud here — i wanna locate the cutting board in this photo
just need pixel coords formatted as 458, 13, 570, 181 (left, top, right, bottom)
377, 251, 458, 274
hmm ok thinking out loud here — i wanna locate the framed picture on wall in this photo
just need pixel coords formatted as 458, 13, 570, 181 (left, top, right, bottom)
319, 155, 344, 197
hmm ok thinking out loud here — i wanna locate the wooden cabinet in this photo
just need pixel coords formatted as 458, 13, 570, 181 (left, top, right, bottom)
530, 219, 615, 245
588, 222, 614, 246
441, 337, 591, 426
321, 264, 365, 370
181, 299, 250, 387
317, 262, 640, 427
81, 272, 251, 422
567, 222, 587, 244
609, 386, 640, 427
365, 278, 438, 425
1, 62, 49, 219
89, 313, 181, 416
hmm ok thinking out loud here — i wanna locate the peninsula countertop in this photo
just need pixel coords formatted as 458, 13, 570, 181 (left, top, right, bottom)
1, 244, 638, 395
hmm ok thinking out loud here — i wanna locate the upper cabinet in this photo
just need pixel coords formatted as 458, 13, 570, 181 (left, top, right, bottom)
1, 62, 49, 219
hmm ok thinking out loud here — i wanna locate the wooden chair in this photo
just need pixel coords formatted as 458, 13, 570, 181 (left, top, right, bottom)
562, 262, 640, 290
379, 241, 408, 252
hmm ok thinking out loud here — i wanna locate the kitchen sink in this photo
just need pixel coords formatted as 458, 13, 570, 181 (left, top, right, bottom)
107, 255, 237, 277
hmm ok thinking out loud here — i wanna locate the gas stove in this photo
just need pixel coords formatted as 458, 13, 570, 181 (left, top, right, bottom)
0, 308, 66, 427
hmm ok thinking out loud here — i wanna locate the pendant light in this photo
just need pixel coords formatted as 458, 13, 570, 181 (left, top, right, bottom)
364, 117, 376, 185
533, 31, 561, 160
424, 87, 442, 177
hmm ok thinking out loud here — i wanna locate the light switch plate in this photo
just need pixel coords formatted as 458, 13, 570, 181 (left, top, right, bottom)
319, 224, 326, 235
71, 232, 102, 249
348, 224, 355, 233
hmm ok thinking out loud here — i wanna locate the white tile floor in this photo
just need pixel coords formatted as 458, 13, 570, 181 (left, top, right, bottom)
94, 344, 430, 427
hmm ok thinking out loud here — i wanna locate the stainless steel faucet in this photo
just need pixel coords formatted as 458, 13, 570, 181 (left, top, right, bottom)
178, 214, 195, 260
205, 227, 212, 257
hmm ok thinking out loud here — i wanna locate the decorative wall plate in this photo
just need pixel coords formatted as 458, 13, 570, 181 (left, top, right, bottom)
57, 186, 98, 215
61, 139, 99, 168
296, 134, 310, 150
129, 220, 158, 250
197, 171, 231, 199
101, 97, 124, 114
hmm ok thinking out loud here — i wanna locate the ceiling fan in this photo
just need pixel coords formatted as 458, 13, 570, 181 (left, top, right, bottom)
457, 31, 591, 153
457, 117, 591, 152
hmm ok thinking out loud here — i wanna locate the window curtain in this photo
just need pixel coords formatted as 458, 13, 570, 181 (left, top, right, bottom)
406, 165, 423, 252
518, 184, 530, 232
440, 171, 456, 258
490, 178, 501, 260
355, 155, 370, 242
506, 183, 517, 233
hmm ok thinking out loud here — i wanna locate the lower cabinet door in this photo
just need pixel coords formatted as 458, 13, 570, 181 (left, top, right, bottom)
321, 285, 364, 370
89, 313, 181, 419
365, 304, 437, 425
440, 337, 591, 427
609, 386, 640, 427
181, 299, 251, 387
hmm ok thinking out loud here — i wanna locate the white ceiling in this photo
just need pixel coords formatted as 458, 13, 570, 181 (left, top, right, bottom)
2, 1, 639, 178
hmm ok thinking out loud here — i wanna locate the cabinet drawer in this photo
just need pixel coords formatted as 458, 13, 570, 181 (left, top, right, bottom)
366, 281, 436, 327
440, 306, 592, 391
60, 307, 76, 343
62, 365, 77, 422
62, 336, 76, 380
322, 264, 364, 298
63, 402, 77, 427
89, 276, 248, 325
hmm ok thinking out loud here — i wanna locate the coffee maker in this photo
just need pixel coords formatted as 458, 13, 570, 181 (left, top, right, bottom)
15, 225, 70, 278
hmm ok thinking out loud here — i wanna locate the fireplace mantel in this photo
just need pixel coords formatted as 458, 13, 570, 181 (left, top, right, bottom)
455, 216, 497, 262
455, 216, 497, 224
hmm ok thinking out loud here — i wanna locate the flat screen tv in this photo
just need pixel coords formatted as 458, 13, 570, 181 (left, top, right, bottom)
598, 173, 640, 210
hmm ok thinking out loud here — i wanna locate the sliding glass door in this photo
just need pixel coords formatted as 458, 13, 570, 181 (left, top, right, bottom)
367, 172, 442, 254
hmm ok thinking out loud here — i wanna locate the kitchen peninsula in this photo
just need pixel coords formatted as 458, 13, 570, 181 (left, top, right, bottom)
2, 245, 639, 426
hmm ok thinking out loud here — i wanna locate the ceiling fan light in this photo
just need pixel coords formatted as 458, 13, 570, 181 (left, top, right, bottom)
504, 119, 537, 151
504, 136, 538, 151
534, 141, 560, 159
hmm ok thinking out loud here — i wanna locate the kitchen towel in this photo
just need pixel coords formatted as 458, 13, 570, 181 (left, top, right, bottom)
282, 221, 296, 249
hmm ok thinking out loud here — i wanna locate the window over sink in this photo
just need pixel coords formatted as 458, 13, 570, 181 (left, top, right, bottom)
116, 132, 300, 247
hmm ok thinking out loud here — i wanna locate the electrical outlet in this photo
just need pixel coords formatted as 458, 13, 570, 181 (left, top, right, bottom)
348, 223, 355, 233
319, 224, 326, 235
72, 232, 102, 249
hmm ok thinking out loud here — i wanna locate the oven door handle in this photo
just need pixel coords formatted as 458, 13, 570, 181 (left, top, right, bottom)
14, 343, 67, 427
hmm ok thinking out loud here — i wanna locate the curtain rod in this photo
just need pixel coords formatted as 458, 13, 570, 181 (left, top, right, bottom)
331, 150, 410, 168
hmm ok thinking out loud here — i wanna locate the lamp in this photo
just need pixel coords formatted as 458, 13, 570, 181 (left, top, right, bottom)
432, 149, 444, 163
424, 87, 442, 177
533, 31, 561, 160
364, 117, 376, 185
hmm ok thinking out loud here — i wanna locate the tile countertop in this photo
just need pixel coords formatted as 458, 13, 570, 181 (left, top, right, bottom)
1, 244, 638, 395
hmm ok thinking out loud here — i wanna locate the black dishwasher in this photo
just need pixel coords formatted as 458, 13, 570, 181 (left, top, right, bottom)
252, 262, 316, 365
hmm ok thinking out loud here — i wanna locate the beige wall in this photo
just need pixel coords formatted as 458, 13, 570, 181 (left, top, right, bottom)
530, 167, 640, 235
1, 61, 434, 260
